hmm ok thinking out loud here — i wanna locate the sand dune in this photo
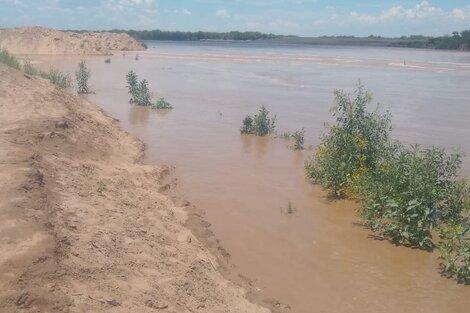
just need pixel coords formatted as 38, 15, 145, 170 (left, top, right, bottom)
0, 27, 144, 55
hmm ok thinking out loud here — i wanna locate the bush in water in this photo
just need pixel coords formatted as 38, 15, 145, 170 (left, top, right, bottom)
240, 105, 276, 136
126, 71, 173, 108
305, 82, 391, 198
307, 82, 470, 283
357, 144, 470, 250
151, 97, 173, 110
291, 128, 305, 150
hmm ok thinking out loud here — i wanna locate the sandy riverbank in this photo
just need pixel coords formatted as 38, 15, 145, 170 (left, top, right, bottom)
0, 62, 269, 313
0, 27, 144, 55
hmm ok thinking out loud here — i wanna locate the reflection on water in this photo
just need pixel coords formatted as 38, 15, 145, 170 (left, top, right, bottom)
129, 106, 150, 126
241, 135, 270, 158
35, 42, 470, 313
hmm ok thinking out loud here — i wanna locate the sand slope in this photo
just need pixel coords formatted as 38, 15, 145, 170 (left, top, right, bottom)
0, 27, 144, 55
0, 63, 269, 313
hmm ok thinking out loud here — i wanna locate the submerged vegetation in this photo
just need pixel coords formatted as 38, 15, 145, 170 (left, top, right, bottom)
281, 201, 297, 215
306, 82, 470, 283
151, 97, 173, 110
125, 70, 173, 109
279, 129, 306, 150
240, 105, 276, 136
291, 129, 305, 150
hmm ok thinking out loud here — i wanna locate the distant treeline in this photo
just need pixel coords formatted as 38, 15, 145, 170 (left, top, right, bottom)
392, 30, 470, 50
108, 29, 284, 41
64, 28, 470, 50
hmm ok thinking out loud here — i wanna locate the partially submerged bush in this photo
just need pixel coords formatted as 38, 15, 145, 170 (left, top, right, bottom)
151, 97, 173, 109
305, 83, 391, 198
126, 71, 172, 108
75, 60, 91, 94
291, 128, 305, 150
307, 81, 470, 283
240, 105, 276, 136
0, 48, 21, 70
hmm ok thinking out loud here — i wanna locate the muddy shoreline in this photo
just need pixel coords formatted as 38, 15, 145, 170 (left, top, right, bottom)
158, 168, 288, 313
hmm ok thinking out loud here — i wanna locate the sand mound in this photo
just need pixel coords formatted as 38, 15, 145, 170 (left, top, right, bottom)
0, 27, 144, 55
0, 63, 269, 313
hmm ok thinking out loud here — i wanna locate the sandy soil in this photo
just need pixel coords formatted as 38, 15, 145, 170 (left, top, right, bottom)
0, 27, 144, 55
0, 63, 269, 313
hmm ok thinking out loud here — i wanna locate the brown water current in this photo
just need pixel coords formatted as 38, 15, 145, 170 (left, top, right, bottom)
35, 42, 470, 313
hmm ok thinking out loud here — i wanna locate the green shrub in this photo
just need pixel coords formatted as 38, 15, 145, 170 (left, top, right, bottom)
240, 106, 276, 136
307, 82, 470, 283
254, 105, 276, 136
41, 68, 73, 89
291, 128, 305, 150
23, 59, 72, 89
0, 48, 21, 70
358, 144, 470, 249
0, 48, 71, 89
151, 97, 173, 109
305, 83, 391, 198
75, 60, 91, 94
125, 71, 171, 108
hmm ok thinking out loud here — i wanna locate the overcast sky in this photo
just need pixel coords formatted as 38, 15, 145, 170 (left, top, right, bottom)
1, 0, 469, 37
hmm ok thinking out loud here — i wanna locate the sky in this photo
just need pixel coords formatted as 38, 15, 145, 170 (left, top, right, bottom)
0, 0, 469, 37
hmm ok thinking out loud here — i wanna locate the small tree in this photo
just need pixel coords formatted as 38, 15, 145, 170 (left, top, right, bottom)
126, 70, 139, 103
75, 60, 91, 94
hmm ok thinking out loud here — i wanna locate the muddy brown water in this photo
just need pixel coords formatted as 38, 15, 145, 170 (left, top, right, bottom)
35, 42, 470, 313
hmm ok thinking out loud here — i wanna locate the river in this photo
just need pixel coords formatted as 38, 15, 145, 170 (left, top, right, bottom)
36, 41, 470, 313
